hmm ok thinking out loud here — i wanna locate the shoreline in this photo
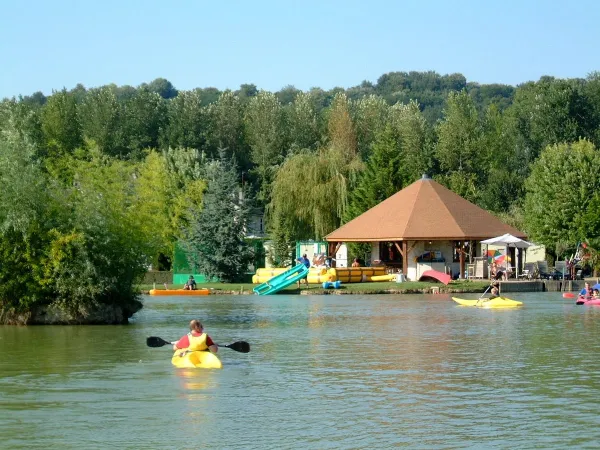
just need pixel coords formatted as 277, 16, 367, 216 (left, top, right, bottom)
140, 286, 488, 296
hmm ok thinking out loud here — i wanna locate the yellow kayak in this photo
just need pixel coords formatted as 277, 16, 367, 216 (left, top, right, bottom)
452, 297, 523, 308
171, 350, 223, 369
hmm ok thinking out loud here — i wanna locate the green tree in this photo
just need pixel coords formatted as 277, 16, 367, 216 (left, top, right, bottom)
41, 89, 83, 156
143, 77, 178, 99
269, 94, 363, 242
206, 91, 248, 167
78, 86, 123, 156
182, 153, 252, 282
287, 91, 321, 152
507, 78, 596, 160
391, 100, 433, 183
477, 105, 523, 212
345, 125, 403, 222
161, 89, 207, 152
524, 139, 600, 250
352, 95, 390, 160
121, 88, 167, 157
244, 91, 287, 203
435, 90, 483, 202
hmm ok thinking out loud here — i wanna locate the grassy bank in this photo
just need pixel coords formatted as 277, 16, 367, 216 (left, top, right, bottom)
139, 279, 491, 295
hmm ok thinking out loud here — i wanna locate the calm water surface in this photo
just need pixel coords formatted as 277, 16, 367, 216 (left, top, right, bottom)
1, 293, 600, 449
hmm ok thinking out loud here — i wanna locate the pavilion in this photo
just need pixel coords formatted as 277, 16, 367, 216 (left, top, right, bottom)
325, 175, 526, 280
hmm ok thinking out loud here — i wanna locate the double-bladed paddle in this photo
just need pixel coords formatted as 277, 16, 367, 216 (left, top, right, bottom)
146, 336, 250, 353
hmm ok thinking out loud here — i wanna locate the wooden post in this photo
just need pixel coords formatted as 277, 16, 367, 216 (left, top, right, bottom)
459, 244, 465, 279
402, 241, 408, 276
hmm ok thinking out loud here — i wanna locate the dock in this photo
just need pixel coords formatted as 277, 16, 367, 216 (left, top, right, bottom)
498, 279, 586, 293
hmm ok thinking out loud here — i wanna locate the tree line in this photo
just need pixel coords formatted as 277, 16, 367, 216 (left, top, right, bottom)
2, 70, 600, 314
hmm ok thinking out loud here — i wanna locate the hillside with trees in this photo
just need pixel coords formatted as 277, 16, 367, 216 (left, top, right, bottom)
1, 70, 600, 322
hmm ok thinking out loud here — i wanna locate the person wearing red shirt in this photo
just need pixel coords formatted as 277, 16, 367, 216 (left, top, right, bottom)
172, 319, 218, 354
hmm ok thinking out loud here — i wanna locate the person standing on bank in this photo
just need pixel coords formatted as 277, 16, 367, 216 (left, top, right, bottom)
172, 319, 218, 354
297, 253, 310, 288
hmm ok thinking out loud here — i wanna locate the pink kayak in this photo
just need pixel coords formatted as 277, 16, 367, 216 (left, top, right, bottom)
576, 296, 600, 305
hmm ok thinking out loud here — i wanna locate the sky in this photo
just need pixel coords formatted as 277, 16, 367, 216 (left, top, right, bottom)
1, 0, 599, 99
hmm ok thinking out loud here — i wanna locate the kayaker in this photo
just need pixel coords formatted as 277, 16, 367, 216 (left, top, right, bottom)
580, 282, 591, 299
172, 319, 218, 354
183, 275, 197, 291
489, 284, 500, 299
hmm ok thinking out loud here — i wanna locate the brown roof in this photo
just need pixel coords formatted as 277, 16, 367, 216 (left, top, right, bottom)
326, 176, 526, 242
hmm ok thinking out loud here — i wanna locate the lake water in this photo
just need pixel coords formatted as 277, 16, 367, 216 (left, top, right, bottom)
1, 293, 600, 449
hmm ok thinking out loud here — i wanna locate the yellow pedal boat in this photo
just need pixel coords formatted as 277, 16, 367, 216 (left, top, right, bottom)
452, 296, 523, 308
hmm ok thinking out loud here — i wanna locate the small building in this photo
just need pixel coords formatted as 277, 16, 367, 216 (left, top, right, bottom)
325, 175, 527, 280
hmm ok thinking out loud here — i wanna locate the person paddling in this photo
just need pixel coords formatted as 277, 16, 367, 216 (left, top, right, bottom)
173, 319, 218, 354
489, 283, 500, 299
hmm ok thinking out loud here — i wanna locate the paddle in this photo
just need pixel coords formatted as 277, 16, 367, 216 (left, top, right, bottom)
146, 336, 250, 353
479, 285, 492, 300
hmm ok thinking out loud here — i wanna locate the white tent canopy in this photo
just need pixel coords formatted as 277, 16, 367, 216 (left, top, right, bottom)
481, 233, 534, 249
481, 234, 535, 277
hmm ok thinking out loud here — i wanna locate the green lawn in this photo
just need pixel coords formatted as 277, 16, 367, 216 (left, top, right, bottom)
139, 279, 490, 295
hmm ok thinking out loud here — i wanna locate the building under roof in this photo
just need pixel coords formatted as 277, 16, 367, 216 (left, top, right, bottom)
325, 175, 526, 280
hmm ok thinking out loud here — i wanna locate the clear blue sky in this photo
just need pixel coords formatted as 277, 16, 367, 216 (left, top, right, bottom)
1, 0, 598, 99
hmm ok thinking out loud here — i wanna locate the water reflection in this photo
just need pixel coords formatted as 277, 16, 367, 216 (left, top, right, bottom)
2, 293, 600, 448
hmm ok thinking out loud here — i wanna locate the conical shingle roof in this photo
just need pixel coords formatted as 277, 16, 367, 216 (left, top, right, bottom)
326, 176, 526, 241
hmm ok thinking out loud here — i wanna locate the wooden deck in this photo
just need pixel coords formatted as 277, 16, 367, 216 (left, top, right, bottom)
498, 279, 585, 293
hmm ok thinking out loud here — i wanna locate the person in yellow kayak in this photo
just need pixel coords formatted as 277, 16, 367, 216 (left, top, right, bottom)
172, 319, 218, 354
489, 283, 500, 299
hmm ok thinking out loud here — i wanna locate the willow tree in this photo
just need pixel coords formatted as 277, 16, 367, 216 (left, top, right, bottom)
269, 93, 363, 246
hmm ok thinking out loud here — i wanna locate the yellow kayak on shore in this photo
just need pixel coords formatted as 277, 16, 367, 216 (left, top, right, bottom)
452, 297, 523, 308
171, 350, 223, 369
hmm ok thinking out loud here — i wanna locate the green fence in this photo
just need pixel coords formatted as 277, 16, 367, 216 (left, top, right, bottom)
172, 239, 267, 284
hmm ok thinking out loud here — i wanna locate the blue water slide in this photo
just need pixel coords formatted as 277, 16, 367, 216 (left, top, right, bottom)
253, 264, 309, 295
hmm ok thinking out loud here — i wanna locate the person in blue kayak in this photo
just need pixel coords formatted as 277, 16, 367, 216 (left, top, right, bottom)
296, 253, 310, 288
172, 319, 218, 354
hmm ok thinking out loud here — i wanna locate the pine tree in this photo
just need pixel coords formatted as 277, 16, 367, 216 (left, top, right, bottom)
182, 152, 253, 282
344, 125, 404, 261
344, 125, 404, 223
